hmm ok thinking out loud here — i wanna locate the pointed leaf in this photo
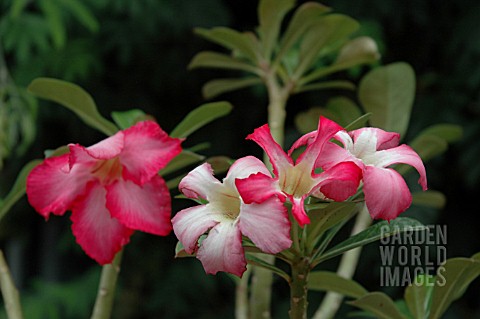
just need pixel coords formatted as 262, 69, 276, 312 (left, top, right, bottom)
111, 109, 148, 130
202, 78, 262, 99
306, 202, 357, 250
188, 51, 261, 75
308, 271, 368, 298
0, 160, 43, 222
345, 113, 372, 131
170, 101, 233, 138
194, 27, 259, 63
318, 218, 426, 263
428, 254, 480, 319
358, 62, 416, 136
349, 292, 407, 319
58, 0, 99, 32
404, 274, 435, 319
276, 2, 331, 63
257, 0, 295, 60
39, 0, 66, 48
410, 135, 448, 162
412, 190, 446, 209
28, 78, 118, 136
245, 253, 290, 282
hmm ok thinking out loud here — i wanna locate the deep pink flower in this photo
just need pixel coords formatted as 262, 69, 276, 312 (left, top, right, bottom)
172, 156, 291, 277
26, 121, 182, 264
236, 117, 362, 227
291, 127, 427, 220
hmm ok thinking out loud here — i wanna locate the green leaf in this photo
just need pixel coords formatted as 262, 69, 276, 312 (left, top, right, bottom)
245, 253, 290, 282
10, 0, 30, 18
410, 135, 448, 162
174, 241, 195, 258
159, 150, 205, 176
39, 0, 66, 48
257, 0, 295, 60
333, 36, 380, 68
0, 159, 42, 223
170, 101, 233, 138
344, 113, 372, 131
58, 0, 99, 32
306, 202, 357, 251
276, 2, 331, 64
194, 27, 259, 63
111, 109, 148, 130
28, 78, 118, 136
295, 14, 359, 79
308, 271, 368, 298
358, 62, 416, 136
318, 218, 426, 263
294, 80, 356, 94
412, 190, 446, 209
418, 123, 463, 144
188, 51, 261, 75
428, 254, 480, 319
349, 292, 407, 319
404, 274, 435, 319
202, 78, 262, 99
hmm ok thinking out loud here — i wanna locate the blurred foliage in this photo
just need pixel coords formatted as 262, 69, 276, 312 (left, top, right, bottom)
0, 0, 479, 318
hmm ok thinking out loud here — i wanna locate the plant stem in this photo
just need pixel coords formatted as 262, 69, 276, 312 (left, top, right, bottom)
289, 257, 310, 319
312, 205, 371, 319
249, 71, 290, 319
0, 250, 23, 319
90, 250, 123, 319
235, 267, 251, 319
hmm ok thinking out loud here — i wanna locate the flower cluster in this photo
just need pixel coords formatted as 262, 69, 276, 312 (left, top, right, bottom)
173, 117, 427, 276
26, 121, 182, 264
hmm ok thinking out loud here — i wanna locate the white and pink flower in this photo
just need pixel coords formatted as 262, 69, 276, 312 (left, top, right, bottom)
291, 127, 428, 221
26, 121, 182, 264
236, 117, 362, 227
172, 156, 291, 277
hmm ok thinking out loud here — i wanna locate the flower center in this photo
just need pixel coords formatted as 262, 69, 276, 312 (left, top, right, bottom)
213, 189, 241, 221
280, 162, 315, 198
91, 158, 123, 184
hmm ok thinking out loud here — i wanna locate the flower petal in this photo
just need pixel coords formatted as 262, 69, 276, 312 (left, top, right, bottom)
362, 166, 412, 221
315, 142, 359, 170
196, 222, 246, 277
315, 161, 363, 201
120, 121, 182, 185
223, 156, 271, 190
351, 127, 400, 150
179, 163, 224, 201
235, 172, 282, 204
239, 197, 291, 254
172, 205, 220, 254
26, 154, 93, 219
371, 144, 427, 190
71, 181, 133, 264
290, 195, 310, 227
296, 116, 344, 168
246, 124, 293, 177
69, 132, 124, 166
106, 175, 172, 236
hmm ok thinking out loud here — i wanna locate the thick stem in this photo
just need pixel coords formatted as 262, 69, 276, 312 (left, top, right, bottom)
289, 257, 310, 319
249, 72, 290, 319
90, 251, 123, 319
0, 250, 23, 319
312, 206, 372, 319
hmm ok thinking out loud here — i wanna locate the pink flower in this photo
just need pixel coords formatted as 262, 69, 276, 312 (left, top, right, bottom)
236, 117, 362, 227
26, 121, 182, 264
172, 156, 291, 277
292, 127, 428, 221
